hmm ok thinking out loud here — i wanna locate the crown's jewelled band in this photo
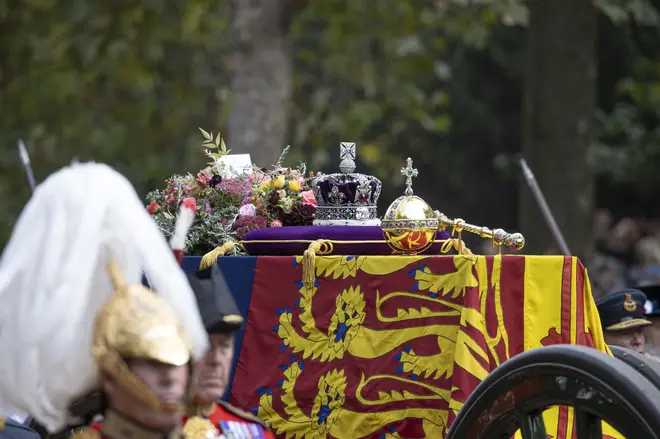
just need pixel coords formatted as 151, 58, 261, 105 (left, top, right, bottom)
314, 205, 379, 221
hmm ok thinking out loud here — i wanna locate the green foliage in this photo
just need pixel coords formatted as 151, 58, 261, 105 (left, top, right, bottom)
0, 0, 231, 244
593, 5, 660, 184
3, 0, 660, 248
290, 1, 452, 177
289, 0, 533, 183
595, 68, 660, 182
199, 127, 231, 165
594, 0, 660, 25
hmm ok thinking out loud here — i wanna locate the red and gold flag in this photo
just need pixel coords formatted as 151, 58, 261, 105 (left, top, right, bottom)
229, 255, 619, 439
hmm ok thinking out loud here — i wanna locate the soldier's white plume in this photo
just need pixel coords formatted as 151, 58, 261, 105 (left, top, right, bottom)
0, 163, 209, 432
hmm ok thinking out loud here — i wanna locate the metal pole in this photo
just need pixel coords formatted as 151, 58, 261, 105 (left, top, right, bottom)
518, 157, 572, 256
17, 139, 37, 193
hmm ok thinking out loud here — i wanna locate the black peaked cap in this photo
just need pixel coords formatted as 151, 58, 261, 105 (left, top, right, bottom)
186, 265, 243, 333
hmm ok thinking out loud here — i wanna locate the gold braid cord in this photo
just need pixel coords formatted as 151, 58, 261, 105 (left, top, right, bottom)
0, 416, 4, 431
199, 242, 236, 270
302, 240, 333, 288
202, 238, 474, 278
440, 238, 473, 256
199, 234, 484, 280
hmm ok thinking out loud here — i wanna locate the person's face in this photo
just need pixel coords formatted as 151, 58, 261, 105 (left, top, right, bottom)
104, 359, 189, 431
193, 332, 235, 404
604, 327, 645, 353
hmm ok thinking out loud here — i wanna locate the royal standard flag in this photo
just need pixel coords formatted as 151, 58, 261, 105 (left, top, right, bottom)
228, 254, 621, 439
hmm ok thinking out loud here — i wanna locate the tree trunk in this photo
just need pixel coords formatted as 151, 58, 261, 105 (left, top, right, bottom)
228, 0, 292, 167
520, 0, 597, 258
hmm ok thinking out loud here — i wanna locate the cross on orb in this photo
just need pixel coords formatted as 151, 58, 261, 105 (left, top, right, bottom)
401, 157, 418, 196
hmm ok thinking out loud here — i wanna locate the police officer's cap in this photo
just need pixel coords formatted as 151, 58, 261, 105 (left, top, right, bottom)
595, 289, 652, 332
186, 265, 243, 333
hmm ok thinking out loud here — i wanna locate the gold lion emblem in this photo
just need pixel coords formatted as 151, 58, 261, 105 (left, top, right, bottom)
624, 293, 637, 312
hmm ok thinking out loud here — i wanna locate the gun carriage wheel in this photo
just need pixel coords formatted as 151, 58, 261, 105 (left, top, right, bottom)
446, 345, 660, 439
609, 345, 660, 389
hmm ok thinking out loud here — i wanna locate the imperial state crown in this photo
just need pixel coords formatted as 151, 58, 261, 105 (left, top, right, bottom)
311, 142, 382, 226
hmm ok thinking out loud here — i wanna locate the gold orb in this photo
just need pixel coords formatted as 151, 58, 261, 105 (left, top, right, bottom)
381, 195, 439, 255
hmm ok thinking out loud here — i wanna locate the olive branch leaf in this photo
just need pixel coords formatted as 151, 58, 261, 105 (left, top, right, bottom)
199, 127, 231, 166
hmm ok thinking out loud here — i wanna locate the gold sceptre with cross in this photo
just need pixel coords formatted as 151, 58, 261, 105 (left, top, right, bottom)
382, 156, 526, 256
433, 211, 525, 255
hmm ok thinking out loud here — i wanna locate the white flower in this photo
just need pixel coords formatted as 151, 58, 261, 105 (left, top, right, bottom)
238, 203, 256, 216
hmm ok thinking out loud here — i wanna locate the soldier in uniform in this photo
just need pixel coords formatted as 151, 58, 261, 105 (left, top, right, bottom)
0, 163, 209, 439
184, 266, 275, 439
0, 417, 40, 439
76, 261, 195, 439
595, 289, 652, 353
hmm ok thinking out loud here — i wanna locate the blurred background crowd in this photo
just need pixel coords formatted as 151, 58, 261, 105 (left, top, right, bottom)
588, 210, 660, 299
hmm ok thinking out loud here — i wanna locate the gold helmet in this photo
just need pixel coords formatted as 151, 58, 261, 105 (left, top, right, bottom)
93, 261, 192, 413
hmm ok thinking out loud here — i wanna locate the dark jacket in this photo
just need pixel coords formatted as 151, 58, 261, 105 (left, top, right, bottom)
0, 418, 41, 439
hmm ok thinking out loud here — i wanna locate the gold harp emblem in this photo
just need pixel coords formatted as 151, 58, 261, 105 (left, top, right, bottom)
624, 293, 637, 312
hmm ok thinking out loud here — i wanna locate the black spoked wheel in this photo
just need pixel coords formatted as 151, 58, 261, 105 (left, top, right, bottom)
445, 345, 660, 439
609, 345, 660, 389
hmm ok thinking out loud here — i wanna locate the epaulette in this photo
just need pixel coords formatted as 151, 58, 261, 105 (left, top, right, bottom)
0, 416, 4, 431
216, 401, 270, 430
70, 427, 101, 439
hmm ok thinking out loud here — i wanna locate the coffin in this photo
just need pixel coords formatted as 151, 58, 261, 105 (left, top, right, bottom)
181, 254, 610, 439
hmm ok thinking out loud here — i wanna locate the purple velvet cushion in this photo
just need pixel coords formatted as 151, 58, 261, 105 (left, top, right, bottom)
242, 226, 451, 256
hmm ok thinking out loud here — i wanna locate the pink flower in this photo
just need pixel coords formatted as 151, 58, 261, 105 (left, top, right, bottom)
239, 204, 257, 216
233, 215, 267, 239
196, 171, 210, 188
250, 172, 270, 185
181, 197, 198, 213
218, 178, 253, 197
300, 190, 317, 207
270, 219, 283, 227
146, 201, 160, 215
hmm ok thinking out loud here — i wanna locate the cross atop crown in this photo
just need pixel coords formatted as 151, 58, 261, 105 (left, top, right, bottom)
401, 157, 418, 196
339, 142, 356, 173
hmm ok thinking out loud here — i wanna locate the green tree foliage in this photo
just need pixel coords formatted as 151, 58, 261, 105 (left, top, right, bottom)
0, 0, 231, 244
1, 0, 660, 250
